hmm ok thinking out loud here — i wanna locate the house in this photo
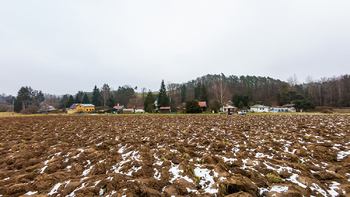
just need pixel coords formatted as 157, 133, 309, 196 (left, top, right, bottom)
67, 103, 95, 114
134, 106, 145, 114
159, 106, 171, 113
113, 105, 125, 113
37, 105, 56, 113
220, 104, 237, 113
123, 109, 134, 114
250, 105, 269, 112
198, 102, 207, 112
282, 103, 296, 112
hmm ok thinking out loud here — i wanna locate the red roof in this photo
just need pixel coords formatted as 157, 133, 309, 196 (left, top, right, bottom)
159, 107, 170, 110
198, 102, 207, 108
135, 106, 144, 109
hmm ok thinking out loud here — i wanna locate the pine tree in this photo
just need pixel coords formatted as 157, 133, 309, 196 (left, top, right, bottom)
92, 85, 101, 106
158, 80, 169, 107
194, 82, 201, 100
181, 85, 187, 103
74, 91, 84, 103
82, 93, 90, 104
144, 91, 155, 112
66, 95, 74, 108
199, 83, 208, 104
60, 95, 68, 108
238, 101, 244, 109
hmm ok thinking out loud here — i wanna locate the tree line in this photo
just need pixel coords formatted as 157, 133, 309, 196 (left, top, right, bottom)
3, 73, 350, 113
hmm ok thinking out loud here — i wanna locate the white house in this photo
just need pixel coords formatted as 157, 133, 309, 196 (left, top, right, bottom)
250, 105, 270, 112
134, 106, 145, 114
220, 104, 237, 112
282, 104, 296, 112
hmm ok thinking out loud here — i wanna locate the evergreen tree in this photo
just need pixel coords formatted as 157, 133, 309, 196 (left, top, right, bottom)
14, 98, 22, 112
60, 94, 68, 108
16, 86, 33, 110
181, 85, 187, 103
158, 80, 169, 107
82, 93, 90, 104
92, 85, 101, 106
199, 83, 208, 104
74, 91, 84, 103
32, 90, 45, 107
238, 101, 244, 109
186, 100, 202, 113
66, 95, 74, 108
144, 91, 155, 112
194, 82, 201, 100
107, 94, 115, 108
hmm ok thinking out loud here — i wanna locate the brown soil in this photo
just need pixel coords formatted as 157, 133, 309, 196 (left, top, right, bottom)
0, 114, 349, 196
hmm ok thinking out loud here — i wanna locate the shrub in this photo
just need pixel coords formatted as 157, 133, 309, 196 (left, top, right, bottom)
186, 100, 202, 113
0, 104, 11, 112
20, 105, 40, 114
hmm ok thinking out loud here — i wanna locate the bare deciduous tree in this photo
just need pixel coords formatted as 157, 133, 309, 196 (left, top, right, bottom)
101, 83, 110, 106
211, 77, 228, 104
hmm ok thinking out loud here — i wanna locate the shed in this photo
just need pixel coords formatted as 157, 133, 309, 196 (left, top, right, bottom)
198, 102, 207, 111
159, 107, 171, 113
134, 106, 145, 114
123, 109, 134, 114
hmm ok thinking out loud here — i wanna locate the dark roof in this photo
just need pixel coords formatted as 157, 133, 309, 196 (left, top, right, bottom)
135, 106, 144, 109
159, 107, 170, 110
69, 103, 81, 109
198, 102, 207, 108
282, 104, 295, 107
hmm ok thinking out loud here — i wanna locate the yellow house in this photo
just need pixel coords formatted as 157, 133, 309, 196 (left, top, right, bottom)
67, 103, 95, 114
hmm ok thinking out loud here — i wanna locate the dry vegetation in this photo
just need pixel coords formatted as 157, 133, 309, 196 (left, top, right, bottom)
0, 115, 350, 197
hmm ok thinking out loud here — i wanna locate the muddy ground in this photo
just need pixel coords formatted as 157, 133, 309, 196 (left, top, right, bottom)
0, 115, 350, 197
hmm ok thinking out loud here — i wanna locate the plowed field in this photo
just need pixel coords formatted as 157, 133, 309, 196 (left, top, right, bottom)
0, 115, 350, 197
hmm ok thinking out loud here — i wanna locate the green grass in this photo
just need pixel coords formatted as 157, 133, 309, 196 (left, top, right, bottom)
266, 173, 283, 183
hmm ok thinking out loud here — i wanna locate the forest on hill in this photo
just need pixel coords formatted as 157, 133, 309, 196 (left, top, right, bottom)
1, 73, 350, 113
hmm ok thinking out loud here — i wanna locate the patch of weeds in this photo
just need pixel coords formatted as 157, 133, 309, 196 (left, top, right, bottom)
187, 165, 194, 174
266, 173, 282, 183
21, 140, 26, 143
199, 159, 206, 164
240, 144, 245, 147
303, 135, 309, 138
222, 141, 231, 146
273, 135, 279, 138
325, 155, 334, 162
195, 176, 200, 184
263, 140, 269, 145
219, 183, 228, 197
306, 151, 312, 156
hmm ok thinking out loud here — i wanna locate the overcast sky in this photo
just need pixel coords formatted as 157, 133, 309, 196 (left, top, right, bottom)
1, 1, 349, 95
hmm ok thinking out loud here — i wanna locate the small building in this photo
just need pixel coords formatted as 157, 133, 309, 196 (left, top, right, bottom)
67, 103, 95, 114
37, 105, 56, 113
250, 105, 269, 112
113, 105, 125, 113
123, 109, 134, 114
198, 102, 207, 112
220, 104, 237, 113
134, 106, 145, 114
282, 103, 296, 112
159, 106, 171, 113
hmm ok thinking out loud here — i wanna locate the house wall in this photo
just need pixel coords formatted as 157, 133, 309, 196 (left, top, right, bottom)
251, 107, 269, 112
160, 109, 170, 113
74, 105, 95, 113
